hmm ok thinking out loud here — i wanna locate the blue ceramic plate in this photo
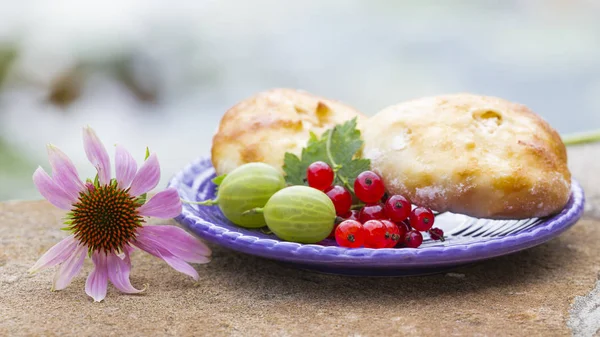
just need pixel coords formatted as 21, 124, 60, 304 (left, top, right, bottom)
170, 158, 585, 276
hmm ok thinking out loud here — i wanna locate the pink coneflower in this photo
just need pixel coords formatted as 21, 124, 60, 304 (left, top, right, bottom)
29, 126, 211, 302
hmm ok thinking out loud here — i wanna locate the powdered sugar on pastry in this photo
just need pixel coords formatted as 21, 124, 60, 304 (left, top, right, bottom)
363, 93, 571, 219
415, 185, 447, 202
391, 129, 411, 151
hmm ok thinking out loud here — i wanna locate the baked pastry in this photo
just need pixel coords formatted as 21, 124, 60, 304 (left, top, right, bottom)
362, 93, 571, 219
211, 88, 366, 175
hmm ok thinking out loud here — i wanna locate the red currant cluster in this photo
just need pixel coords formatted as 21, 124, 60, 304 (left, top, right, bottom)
306, 161, 444, 249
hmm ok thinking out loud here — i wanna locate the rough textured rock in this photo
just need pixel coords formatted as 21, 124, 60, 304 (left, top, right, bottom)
1, 143, 599, 337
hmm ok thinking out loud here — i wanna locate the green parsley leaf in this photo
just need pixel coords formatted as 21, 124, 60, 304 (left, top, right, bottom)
325, 118, 364, 169
336, 158, 371, 192
282, 117, 370, 194
211, 174, 227, 193
282, 132, 328, 186
282, 152, 306, 186
211, 174, 227, 186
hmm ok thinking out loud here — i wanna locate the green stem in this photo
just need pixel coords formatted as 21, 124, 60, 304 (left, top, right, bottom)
325, 127, 356, 194
562, 130, 600, 146
325, 127, 339, 169
351, 203, 365, 210
339, 175, 355, 194
181, 198, 219, 206
242, 207, 264, 216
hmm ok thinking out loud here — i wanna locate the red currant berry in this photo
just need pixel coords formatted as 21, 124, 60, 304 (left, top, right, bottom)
340, 210, 360, 222
404, 230, 423, 248
381, 220, 401, 248
306, 161, 334, 191
359, 203, 386, 223
394, 220, 411, 248
329, 210, 359, 238
354, 171, 386, 203
325, 185, 353, 215
395, 221, 409, 245
384, 195, 411, 222
335, 220, 365, 248
363, 220, 388, 248
399, 219, 411, 232
429, 227, 445, 241
409, 207, 435, 231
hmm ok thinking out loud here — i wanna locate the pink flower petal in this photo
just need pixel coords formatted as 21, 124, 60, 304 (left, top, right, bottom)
29, 235, 78, 273
85, 251, 109, 302
137, 189, 182, 219
122, 244, 136, 256
155, 252, 199, 281
47, 145, 84, 200
133, 227, 210, 281
128, 153, 160, 197
82, 126, 111, 186
115, 144, 137, 189
52, 244, 87, 291
106, 250, 144, 294
33, 167, 76, 210
135, 225, 211, 262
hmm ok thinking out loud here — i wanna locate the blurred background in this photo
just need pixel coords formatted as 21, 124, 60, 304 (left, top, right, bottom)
1, 0, 599, 201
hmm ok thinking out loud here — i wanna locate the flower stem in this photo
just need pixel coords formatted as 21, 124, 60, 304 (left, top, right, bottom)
181, 198, 219, 206
562, 130, 600, 146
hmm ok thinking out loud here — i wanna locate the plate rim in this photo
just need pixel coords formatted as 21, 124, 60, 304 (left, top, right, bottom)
169, 157, 585, 269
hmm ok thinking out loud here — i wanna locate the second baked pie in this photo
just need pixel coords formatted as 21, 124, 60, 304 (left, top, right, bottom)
362, 93, 571, 219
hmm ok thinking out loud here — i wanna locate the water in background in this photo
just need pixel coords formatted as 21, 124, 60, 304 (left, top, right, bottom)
0, 0, 599, 201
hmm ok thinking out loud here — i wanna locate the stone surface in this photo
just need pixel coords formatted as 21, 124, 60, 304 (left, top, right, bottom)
1, 143, 599, 337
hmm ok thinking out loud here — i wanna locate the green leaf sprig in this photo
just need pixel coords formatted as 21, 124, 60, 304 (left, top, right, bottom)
283, 118, 370, 195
